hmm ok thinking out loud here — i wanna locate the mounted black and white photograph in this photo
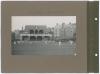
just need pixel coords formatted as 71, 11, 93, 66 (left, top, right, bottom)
11, 16, 76, 55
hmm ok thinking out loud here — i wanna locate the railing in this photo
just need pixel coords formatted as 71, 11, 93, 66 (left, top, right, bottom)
20, 33, 52, 37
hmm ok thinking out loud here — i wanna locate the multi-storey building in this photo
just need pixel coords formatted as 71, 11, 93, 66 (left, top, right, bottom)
54, 22, 76, 41
15, 25, 53, 41
13, 23, 76, 42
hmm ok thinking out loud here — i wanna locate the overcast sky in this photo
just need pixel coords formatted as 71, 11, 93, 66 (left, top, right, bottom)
11, 16, 76, 31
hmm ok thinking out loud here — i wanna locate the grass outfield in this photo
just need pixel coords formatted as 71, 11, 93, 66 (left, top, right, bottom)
12, 41, 76, 55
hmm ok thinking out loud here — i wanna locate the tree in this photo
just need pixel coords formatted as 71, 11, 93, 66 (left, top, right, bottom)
11, 32, 16, 42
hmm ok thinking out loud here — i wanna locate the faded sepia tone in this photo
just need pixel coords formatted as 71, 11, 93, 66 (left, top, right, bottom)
11, 16, 76, 55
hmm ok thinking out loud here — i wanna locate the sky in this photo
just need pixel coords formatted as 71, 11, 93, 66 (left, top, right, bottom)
11, 16, 76, 31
